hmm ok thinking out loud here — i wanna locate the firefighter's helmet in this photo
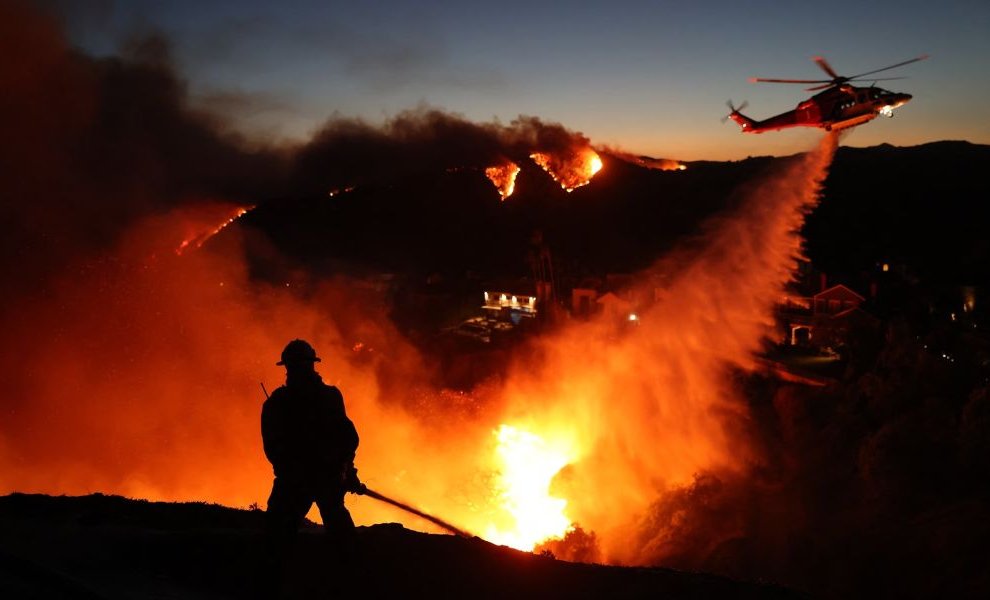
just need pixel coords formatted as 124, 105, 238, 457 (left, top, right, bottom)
276, 339, 321, 366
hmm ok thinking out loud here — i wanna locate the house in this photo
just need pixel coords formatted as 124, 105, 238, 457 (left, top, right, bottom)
778, 284, 871, 347
813, 284, 865, 316
812, 306, 881, 349
568, 273, 644, 321
596, 291, 634, 322
571, 288, 597, 317
482, 289, 538, 324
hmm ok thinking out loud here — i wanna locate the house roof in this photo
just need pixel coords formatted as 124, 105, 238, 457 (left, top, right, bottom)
596, 291, 632, 309
830, 306, 880, 323
814, 284, 865, 303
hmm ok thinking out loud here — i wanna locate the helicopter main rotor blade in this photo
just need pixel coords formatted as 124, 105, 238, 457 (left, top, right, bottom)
804, 76, 908, 92
750, 77, 831, 84
847, 76, 908, 83
812, 56, 839, 79
846, 55, 929, 80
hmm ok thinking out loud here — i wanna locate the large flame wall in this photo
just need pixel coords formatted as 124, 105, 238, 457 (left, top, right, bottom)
0, 0, 841, 568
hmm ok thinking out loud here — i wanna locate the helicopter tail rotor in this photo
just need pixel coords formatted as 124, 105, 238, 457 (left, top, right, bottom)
721, 100, 748, 123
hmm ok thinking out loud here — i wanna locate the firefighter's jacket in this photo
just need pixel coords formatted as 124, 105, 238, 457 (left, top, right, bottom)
261, 372, 359, 482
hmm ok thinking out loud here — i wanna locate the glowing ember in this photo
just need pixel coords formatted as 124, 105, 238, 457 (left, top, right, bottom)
485, 162, 521, 201
484, 424, 577, 550
530, 149, 603, 192
641, 157, 686, 171
175, 204, 252, 255
602, 150, 686, 172
328, 186, 356, 198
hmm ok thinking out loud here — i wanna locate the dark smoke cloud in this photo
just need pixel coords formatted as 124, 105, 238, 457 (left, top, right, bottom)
190, 87, 298, 136
0, 0, 597, 524
0, 1, 286, 295
292, 109, 595, 195
0, 3, 451, 526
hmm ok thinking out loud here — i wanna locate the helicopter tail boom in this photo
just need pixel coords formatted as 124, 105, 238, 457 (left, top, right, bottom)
727, 108, 757, 132
724, 100, 760, 132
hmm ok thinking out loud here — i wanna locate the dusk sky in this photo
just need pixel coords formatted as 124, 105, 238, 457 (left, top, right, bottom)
53, 0, 990, 160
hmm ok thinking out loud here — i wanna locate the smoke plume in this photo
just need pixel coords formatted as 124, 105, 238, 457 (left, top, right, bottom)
293, 110, 598, 195
0, 0, 604, 530
0, 1, 285, 298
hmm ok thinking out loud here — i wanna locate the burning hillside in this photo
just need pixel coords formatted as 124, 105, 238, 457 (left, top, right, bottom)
0, 115, 836, 569
484, 162, 520, 200
293, 110, 608, 202
174, 202, 253, 255
0, 0, 829, 555
604, 148, 687, 171
4, 4, 990, 598
530, 148, 604, 192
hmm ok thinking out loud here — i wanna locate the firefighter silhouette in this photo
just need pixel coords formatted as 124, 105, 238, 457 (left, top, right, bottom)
261, 339, 363, 589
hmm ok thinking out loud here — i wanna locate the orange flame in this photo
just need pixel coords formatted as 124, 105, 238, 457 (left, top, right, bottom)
483, 424, 578, 549
328, 186, 356, 198
175, 203, 252, 255
634, 157, 686, 171
530, 148, 603, 192
485, 163, 520, 201
604, 149, 687, 172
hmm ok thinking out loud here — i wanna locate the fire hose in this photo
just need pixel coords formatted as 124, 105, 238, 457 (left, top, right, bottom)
352, 485, 471, 539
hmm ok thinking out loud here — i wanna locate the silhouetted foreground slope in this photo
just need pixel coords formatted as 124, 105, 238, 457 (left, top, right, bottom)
0, 493, 801, 599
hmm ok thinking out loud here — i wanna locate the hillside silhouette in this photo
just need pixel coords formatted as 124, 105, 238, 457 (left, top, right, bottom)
238, 141, 990, 289
0, 493, 800, 599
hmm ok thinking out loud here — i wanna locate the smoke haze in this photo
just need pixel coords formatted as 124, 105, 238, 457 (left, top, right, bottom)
0, 0, 607, 532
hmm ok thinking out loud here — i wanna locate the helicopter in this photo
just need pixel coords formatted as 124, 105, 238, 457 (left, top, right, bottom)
726, 55, 928, 134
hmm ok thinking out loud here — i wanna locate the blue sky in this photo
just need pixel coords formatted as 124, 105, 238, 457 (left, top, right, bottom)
55, 0, 990, 160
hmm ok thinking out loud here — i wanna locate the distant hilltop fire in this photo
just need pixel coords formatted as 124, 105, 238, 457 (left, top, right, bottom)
485, 148, 603, 200
171, 139, 687, 259
483, 148, 685, 201
630, 156, 687, 171
485, 162, 521, 200
602, 148, 687, 172
291, 109, 684, 203
530, 149, 603, 193
174, 203, 253, 255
